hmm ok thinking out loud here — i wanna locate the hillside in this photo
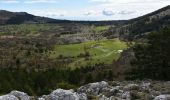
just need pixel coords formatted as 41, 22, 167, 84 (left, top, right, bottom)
0, 10, 71, 24
1, 5, 170, 38
104, 5, 170, 40
0, 10, 126, 26
0, 5, 170, 97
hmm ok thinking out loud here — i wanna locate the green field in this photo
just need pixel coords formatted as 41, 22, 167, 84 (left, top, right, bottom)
49, 38, 127, 68
0, 24, 61, 36
95, 26, 111, 32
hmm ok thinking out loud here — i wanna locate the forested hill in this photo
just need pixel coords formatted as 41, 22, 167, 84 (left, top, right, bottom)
0, 10, 126, 25
104, 5, 170, 40
1, 5, 170, 36
0, 10, 71, 24
127, 5, 170, 23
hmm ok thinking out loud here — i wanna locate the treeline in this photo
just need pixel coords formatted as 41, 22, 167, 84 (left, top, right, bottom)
0, 37, 63, 70
104, 6, 170, 40
127, 27, 170, 80
0, 64, 115, 96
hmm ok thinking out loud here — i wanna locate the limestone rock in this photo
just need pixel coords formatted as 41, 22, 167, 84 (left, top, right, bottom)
124, 84, 139, 91
78, 81, 109, 95
40, 89, 87, 100
121, 91, 131, 100
0, 95, 19, 100
140, 82, 151, 92
9, 91, 30, 100
154, 95, 170, 100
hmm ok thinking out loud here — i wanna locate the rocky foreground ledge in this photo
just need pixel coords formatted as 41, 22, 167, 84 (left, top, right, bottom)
0, 81, 170, 100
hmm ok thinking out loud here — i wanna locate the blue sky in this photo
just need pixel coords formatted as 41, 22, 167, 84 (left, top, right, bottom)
0, 0, 170, 20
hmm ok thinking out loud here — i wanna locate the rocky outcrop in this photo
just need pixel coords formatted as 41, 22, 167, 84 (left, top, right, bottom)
40, 89, 87, 100
78, 81, 170, 100
154, 95, 170, 100
123, 84, 139, 91
9, 91, 30, 100
0, 95, 19, 100
0, 91, 30, 100
0, 81, 169, 100
78, 81, 110, 96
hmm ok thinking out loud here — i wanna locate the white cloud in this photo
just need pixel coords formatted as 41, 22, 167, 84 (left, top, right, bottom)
1, 0, 169, 20
29, 9, 67, 18
0, 0, 19, 3
22, 0, 170, 20
24, 0, 59, 4
102, 10, 114, 16
118, 11, 136, 15
84, 0, 170, 20
83, 10, 100, 16
90, 0, 141, 4
84, 12, 92, 16
90, 0, 170, 4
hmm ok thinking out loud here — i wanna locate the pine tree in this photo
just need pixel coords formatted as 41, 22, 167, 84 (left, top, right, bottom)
129, 27, 170, 80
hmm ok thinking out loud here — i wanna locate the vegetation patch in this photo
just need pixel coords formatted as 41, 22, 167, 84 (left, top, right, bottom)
49, 38, 127, 68
95, 26, 111, 32
0, 24, 61, 36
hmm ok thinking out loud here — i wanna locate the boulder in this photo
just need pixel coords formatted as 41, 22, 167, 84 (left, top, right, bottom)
40, 89, 87, 100
109, 96, 122, 100
0, 95, 19, 100
154, 95, 170, 100
98, 95, 109, 100
121, 91, 131, 100
124, 84, 139, 91
9, 91, 30, 100
109, 86, 120, 94
0, 91, 30, 100
38, 98, 45, 100
78, 81, 110, 95
140, 82, 151, 92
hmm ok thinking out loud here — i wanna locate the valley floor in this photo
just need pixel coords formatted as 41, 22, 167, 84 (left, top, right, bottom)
48, 38, 127, 68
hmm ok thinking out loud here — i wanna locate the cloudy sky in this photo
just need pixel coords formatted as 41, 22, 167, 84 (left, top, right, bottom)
0, 0, 170, 20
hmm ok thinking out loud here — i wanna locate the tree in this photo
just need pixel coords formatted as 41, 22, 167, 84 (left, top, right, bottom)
85, 73, 93, 83
129, 27, 170, 80
16, 58, 20, 66
107, 70, 114, 80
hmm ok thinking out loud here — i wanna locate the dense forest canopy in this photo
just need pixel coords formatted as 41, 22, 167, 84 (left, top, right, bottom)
128, 27, 170, 80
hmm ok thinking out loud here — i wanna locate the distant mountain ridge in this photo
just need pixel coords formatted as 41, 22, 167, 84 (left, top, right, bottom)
106, 5, 170, 40
0, 10, 70, 24
1, 5, 170, 38
0, 10, 126, 25
127, 5, 170, 23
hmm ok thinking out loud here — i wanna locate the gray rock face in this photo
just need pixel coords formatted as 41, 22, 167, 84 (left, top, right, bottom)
154, 95, 170, 100
9, 91, 30, 100
78, 81, 112, 96
78, 81, 170, 100
0, 81, 169, 100
0, 95, 19, 100
40, 89, 87, 100
121, 91, 131, 100
123, 84, 139, 91
0, 91, 30, 100
98, 95, 109, 100
140, 82, 151, 92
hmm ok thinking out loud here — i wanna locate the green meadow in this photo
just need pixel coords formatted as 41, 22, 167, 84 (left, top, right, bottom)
49, 38, 127, 68
95, 26, 111, 32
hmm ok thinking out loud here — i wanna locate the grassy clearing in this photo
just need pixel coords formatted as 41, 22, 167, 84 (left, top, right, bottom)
95, 26, 111, 32
49, 38, 127, 68
0, 24, 61, 36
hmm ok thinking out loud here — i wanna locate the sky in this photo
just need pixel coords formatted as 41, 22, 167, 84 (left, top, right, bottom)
0, 0, 170, 21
